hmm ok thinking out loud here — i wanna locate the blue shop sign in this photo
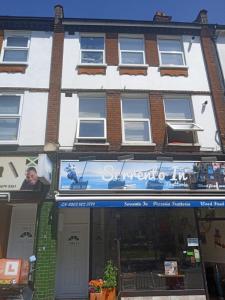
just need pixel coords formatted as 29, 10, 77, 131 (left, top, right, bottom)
57, 200, 225, 208
59, 160, 225, 191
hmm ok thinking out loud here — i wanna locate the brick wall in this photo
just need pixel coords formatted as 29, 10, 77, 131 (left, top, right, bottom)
33, 202, 58, 300
145, 33, 159, 66
201, 27, 225, 150
106, 91, 122, 150
0, 30, 4, 55
45, 27, 64, 144
105, 33, 119, 65
149, 93, 166, 151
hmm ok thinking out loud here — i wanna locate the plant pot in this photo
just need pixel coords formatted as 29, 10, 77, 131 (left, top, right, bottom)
102, 288, 116, 300
89, 292, 103, 300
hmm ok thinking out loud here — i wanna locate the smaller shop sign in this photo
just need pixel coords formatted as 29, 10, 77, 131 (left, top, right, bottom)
0, 259, 29, 285
0, 154, 52, 191
57, 199, 225, 208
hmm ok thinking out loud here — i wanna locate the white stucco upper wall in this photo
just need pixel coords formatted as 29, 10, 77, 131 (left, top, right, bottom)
62, 33, 210, 91
59, 92, 220, 151
18, 92, 48, 146
216, 33, 225, 81
0, 31, 52, 88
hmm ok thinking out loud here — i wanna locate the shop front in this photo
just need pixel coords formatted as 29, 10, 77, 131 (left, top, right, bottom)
0, 155, 51, 294
56, 159, 225, 300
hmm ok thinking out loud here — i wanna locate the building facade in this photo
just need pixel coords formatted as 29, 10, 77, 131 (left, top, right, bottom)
1, 5, 225, 300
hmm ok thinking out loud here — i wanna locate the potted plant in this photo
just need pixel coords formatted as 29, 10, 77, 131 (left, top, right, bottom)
102, 260, 117, 300
89, 279, 104, 300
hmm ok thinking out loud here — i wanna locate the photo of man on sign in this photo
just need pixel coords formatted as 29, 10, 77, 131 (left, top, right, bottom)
20, 167, 42, 191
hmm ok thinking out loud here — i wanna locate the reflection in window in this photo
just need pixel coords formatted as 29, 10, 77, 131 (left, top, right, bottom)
91, 208, 204, 292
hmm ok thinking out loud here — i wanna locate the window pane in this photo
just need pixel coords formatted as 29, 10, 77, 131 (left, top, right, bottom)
7, 36, 28, 47
121, 52, 144, 64
159, 39, 182, 52
120, 38, 144, 51
3, 50, 28, 62
79, 120, 104, 138
81, 51, 103, 64
167, 126, 195, 143
81, 37, 104, 50
124, 121, 149, 141
164, 99, 192, 119
123, 99, 149, 118
79, 98, 105, 118
0, 96, 20, 114
161, 53, 184, 65
0, 118, 19, 140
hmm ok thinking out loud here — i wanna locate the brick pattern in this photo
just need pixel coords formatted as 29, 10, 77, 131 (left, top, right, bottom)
0, 64, 27, 73
201, 27, 225, 148
45, 29, 64, 143
0, 30, 4, 55
106, 91, 122, 150
105, 33, 119, 66
78, 66, 106, 75
33, 202, 58, 300
149, 93, 166, 151
160, 67, 188, 77
119, 66, 148, 76
145, 33, 159, 66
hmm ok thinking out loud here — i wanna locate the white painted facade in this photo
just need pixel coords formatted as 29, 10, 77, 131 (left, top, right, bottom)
0, 31, 52, 88
59, 92, 220, 151
62, 33, 210, 92
58, 31, 221, 151
0, 30, 52, 146
216, 32, 225, 83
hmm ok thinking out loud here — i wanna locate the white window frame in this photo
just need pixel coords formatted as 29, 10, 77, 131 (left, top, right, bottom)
0, 93, 23, 144
121, 95, 151, 144
76, 94, 106, 140
1, 31, 31, 64
79, 33, 105, 65
158, 36, 186, 67
119, 35, 146, 66
163, 96, 202, 145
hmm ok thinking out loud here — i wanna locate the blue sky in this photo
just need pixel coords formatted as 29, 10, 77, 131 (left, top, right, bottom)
0, 0, 224, 24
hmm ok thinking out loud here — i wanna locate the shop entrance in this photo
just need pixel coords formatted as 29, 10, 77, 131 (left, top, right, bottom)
56, 209, 90, 299
198, 213, 225, 300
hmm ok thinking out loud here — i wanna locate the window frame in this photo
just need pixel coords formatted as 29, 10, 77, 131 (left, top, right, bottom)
163, 96, 202, 145
0, 93, 23, 144
119, 35, 146, 66
157, 36, 186, 67
1, 31, 31, 64
79, 33, 105, 66
121, 95, 151, 144
76, 94, 107, 140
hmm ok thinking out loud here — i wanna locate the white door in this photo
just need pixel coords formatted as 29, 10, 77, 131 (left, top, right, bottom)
56, 224, 89, 299
7, 204, 36, 259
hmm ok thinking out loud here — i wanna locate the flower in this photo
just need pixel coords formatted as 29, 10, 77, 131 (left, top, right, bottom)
89, 279, 104, 293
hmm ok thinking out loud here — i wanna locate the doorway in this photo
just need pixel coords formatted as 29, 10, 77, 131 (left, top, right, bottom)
56, 209, 90, 299
198, 217, 225, 299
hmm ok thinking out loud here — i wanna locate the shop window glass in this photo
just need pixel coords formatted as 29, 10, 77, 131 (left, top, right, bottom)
91, 208, 204, 292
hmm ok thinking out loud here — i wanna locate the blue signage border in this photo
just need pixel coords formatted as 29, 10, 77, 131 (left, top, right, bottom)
57, 200, 225, 209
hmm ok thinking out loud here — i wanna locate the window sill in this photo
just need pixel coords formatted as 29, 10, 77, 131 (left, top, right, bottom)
119, 64, 148, 68
118, 64, 148, 76
0, 141, 19, 145
122, 143, 156, 146
74, 142, 109, 146
159, 65, 188, 77
0, 63, 28, 73
167, 143, 200, 147
77, 64, 107, 75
